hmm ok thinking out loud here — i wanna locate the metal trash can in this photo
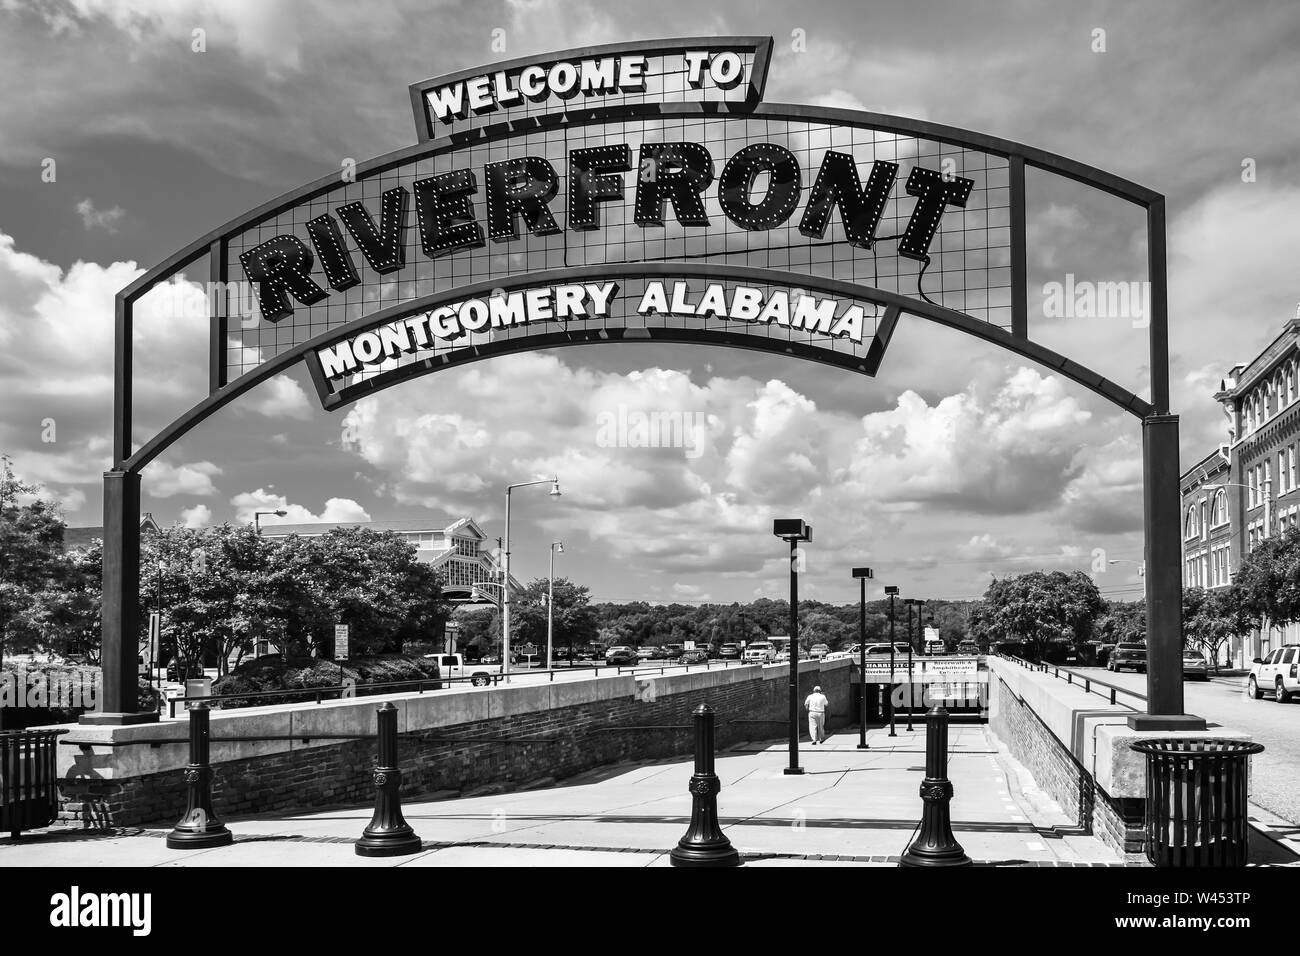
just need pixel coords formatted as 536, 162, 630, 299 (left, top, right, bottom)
1130, 738, 1264, 867
0, 729, 68, 840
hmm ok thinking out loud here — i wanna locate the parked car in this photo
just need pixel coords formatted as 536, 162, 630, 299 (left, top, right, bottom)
166, 657, 203, 682
865, 643, 910, 656
605, 645, 638, 665
1096, 643, 1116, 667
1181, 650, 1209, 681
1107, 642, 1147, 673
679, 648, 708, 664
1248, 645, 1300, 701
718, 643, 741, 660
808, 643, 831, 659
743, 641, 777, 663
957, 641, 980, 656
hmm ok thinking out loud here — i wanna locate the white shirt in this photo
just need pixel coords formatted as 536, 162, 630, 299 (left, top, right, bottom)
804, 692, 828, 714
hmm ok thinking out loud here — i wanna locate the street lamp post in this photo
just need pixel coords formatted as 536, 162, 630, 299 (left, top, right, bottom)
852, 567, 874, 750
885, 586, 900, 736
548, 541, 564, 670
253, 509, 287, 533
774, 518, 811, 776
904, 599, 919, 731
503, 477, 561, 681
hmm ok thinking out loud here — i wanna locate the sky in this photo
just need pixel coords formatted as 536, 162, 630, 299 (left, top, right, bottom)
2, 0, 1299, 607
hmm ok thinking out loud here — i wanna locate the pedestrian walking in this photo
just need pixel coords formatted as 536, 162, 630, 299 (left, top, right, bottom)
804, 685, 829, 745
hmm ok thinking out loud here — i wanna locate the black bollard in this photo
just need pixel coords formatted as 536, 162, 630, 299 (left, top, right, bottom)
166, 703, 233, 849
355, 702, 423, 857
670, 704, 740, 867
900, 702, 972, 867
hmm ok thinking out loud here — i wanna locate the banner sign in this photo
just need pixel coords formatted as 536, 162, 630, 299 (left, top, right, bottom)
859, 656, 982, 683
409, 38, 773, 141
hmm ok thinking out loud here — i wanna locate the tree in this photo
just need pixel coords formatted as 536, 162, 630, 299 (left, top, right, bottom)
1230, 526, 1300, 642
1184, 587, 1248, 673
1095, 599, 1146, 646
972, 570, 1105, 661
145, 524, 448, 668
0, 458, 78, 669
511, 577, 597, 658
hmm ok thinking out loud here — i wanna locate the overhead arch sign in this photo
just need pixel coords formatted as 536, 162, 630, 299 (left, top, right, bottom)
99, 36, 1184, 728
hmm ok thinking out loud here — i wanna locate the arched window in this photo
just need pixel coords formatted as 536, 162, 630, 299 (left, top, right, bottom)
1212, 488, 1227, 525
1185, 505, 1198, 539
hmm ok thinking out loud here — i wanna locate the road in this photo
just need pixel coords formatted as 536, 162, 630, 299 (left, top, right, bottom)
1075, 667, 1300, 825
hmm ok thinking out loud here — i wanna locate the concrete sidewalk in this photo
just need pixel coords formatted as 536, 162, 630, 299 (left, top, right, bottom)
2, 723, 1132, 867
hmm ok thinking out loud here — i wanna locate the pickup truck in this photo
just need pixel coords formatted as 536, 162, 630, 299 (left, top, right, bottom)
424, 653, 503, 687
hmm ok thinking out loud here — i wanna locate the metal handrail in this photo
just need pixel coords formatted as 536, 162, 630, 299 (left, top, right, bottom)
995, 651, 1145, 708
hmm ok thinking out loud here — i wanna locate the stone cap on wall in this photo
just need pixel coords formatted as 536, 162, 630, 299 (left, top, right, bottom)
987, 656, 1254, 800
46, 657, 851, 782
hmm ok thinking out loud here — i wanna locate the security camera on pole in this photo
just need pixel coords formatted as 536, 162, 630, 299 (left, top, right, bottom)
773, 518, 811, 775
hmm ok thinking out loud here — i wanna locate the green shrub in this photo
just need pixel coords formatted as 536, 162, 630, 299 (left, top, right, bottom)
0, 663, 159, 728
211, 654, 440, 709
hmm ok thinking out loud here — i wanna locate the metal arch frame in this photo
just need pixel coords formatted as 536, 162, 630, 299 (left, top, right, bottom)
98, 77, 1187, 729
111, 98, 1168, 470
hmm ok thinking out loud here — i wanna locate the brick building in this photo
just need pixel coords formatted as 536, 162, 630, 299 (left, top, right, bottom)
1182, 311, 1300, 666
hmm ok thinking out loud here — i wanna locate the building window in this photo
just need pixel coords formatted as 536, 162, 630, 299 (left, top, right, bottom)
1249, 468, 1257, 507
1212, 489, 1228, 526
1282, 451, 1289, 495
1185, 505, 1198, 540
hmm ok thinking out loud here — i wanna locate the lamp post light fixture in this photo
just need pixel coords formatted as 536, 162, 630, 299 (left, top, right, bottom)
884, 586, 900, 736
773, 518, 811, 776
253, 509, 287, 533
548, 541, 564, 670
503, 477, 561, 681
852, 567, 874, 750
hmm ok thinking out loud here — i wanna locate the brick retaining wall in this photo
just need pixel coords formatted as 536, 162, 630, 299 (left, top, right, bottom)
989, 668, 1145, 861
55, 661, 850, 828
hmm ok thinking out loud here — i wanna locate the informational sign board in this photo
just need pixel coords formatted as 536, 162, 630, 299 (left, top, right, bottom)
141, 611, 160, 673
684, 640, 696, 650
334, 624, 349, 660
859, 656, 981, 683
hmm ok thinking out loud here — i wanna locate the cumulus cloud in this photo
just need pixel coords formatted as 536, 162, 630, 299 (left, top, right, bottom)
75, 198, 125, 232
244, 374, 313, 420
0, 231, 208, 516
142, 460, 221, 498
230, 488, 370, 526
179, 503, 212, 528
843, 368, 1092, 514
